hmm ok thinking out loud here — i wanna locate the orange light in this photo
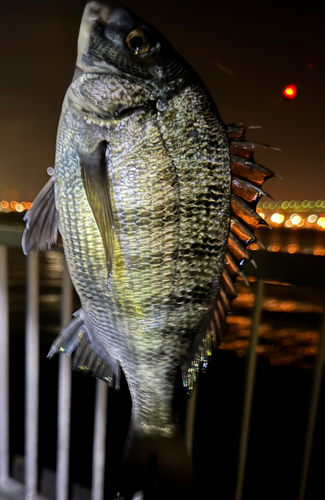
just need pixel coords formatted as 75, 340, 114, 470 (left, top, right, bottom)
26, 202, 33, 210
15, 203, 24, 212
1, 201, 9, 209
317, 217, 325, 229
283, 84, 297, 99
291, 214, 301, 225
268, 244, 280, 253
314, 247, 325, 256
287, 244, 298, 254
271, 213, 285, 224
10, 201, 17, 209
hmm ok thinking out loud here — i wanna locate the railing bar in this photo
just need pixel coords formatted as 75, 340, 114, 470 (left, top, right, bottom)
56, 259, 73, 500
235, 279, 264, 500
185, 377, 199, 459
132, 492, 144, 500
0, 477, 50, 500
91, 379, 108, 500
25, 251, 40, 499
0, 245, 9, 484
298, 306, 325, 500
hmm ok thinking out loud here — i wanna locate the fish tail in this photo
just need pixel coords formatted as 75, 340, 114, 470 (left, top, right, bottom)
118, 420, 201, 499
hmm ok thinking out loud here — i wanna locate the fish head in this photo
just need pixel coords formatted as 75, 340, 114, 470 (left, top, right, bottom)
68, 1, 192, 120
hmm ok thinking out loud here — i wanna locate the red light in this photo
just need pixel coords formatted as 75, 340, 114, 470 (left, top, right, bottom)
283, 84, 297, 99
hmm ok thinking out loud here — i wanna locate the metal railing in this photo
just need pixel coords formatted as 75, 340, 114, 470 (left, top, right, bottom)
238, 251, 325, 500
0, 224, 325, 500
0, 225, 131, 500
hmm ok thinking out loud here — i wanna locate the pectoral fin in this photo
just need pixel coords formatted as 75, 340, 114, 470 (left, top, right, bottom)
79, 142, 114, 275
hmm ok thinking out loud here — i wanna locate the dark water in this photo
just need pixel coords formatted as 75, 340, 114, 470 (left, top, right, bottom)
6, 245, 325, 499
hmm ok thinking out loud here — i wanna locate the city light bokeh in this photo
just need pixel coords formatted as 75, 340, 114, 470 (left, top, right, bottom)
1, 200, 32, 212
257, 200, 325, 229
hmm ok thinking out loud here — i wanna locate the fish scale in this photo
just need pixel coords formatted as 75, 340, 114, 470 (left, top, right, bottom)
22, 2, 275, 495
55, 82, 230, 434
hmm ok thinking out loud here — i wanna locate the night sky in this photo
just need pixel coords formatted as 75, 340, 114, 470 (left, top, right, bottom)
0, 0, 324, 202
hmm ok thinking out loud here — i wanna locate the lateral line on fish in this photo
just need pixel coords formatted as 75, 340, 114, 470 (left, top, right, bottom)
155, 112, 182, 355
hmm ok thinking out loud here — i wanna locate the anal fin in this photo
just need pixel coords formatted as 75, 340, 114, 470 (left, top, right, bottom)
48, 309, 120, 388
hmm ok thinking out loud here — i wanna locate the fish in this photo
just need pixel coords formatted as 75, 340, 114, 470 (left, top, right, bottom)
22, 1, 274, 497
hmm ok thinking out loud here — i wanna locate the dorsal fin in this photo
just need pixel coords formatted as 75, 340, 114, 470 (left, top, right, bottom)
22, 175, 59, 255
231, 155, 274, 186
232, 176, 269, 205
183, 124, 275, 394
229, 140, 280, 158
223, 125, 275, 319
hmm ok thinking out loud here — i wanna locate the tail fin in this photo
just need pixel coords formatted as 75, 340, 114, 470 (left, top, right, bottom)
117, 422, 201, 500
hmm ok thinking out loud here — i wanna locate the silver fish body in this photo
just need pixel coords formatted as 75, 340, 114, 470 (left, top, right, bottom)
22, 0, 275, 494
55, 1, 231, 439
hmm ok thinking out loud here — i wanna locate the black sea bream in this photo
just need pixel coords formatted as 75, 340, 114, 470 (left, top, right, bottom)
22, 1, 273, 497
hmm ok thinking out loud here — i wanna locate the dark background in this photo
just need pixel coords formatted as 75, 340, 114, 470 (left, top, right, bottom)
1, 1, 324, 499
0, 0, 324, 202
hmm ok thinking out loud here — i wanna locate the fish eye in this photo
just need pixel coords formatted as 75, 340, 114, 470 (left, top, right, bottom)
125, 29, 150, 55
